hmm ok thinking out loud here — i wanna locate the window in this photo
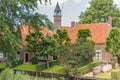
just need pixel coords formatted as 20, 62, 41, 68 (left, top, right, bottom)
96, 50, 101, 60
0, 53, 3, 58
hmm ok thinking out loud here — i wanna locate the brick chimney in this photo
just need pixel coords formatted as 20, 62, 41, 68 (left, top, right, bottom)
108, 16, 112, 28
71, 21, 75, 28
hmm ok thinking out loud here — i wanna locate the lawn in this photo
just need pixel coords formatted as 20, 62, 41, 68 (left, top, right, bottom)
0, 64, 6, 68
97, 67, 120, 79
96, 73, 111, 79
13, 64, 38, 71
42, 65, 66, 74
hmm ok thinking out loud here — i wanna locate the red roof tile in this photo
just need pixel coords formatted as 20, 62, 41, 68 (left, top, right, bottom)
20, 25, 54, 45
61, 23, 110, 44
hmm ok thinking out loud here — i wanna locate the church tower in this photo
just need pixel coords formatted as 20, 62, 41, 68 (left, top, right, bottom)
54, 2, 62, 31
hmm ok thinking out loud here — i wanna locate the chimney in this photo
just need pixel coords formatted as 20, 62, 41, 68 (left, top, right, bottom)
108, 16, 112, 28
71, 21, 75, 28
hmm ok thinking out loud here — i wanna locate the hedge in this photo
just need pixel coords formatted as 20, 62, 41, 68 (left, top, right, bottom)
111, 70, 120, 79
37, 60, 57, 71
76, 61, 102, 76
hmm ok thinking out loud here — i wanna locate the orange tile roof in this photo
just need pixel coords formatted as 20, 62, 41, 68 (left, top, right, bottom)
20, 25, 54, 45
20, 23, 110, 45
61, 23, 110, 44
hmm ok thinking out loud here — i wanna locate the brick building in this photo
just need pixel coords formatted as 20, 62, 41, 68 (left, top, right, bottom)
19, 2, 112, 63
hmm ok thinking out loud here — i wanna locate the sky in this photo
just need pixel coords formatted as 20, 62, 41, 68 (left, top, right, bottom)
37, 0, 120, 26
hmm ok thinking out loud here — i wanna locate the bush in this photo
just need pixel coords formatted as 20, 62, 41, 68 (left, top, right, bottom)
37, 60, 57, 71
7, 59, 23, 68
76, 61, 102, 75
31, 57, 38, 64
111, 70, 120, 79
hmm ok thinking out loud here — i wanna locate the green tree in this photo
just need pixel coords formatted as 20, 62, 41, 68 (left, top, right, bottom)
77, 29, 92, 41
79, 0, 120, 27
39, 35, 57, 69
53, 29, 71, 46
105, 27, 120, 56
0, 0, 52, 66
77, 29, 95, 65
57, 29, 95, 76
105, 27, 120, 65
26, 31, 44, 56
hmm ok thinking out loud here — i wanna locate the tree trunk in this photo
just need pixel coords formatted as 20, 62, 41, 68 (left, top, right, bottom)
46, 60, 49, 69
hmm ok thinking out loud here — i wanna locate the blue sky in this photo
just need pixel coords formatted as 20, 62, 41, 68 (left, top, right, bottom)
37, 0, 120, 26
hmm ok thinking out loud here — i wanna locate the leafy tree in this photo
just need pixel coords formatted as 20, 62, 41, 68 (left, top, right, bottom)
105, 27, 120, 65
0, 0, 52, 66
39, 35, 57, 69
77, 29, 95, 65
53, 29, 71, 46
0, 22, 21, 67
105, 27, 120, 55
79, 0, 120, 27
26, 31, 44, 56
77, 29, 92, 41
57, 29, 95, 76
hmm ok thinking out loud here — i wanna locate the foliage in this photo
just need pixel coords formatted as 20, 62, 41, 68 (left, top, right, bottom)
31, 57, 38, 64
0, 0, 53, 67
97, 67, 120, 79
57, 29, 95, 76
26, 31, 44, 55
76, 61, 102, 76
111, 68, 120, 79
53, 29, 71, 46
76, 29, 95, 66
77, 29, 91, 41
105, 27, 120, 56
0, 68, 57, 80
79, 0, 120, 27
39, 35, 57, 57
0, 26, 21, 67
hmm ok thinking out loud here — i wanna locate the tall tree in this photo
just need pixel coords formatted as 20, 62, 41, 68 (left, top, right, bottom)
77, 29, 92, 41
39, 35, 57, 69
57, 29, 95, 76
0, 0, 52, 66
53, 29, 71, 46
79, 0, 120, 27
26, 31, 44, 56
105, 27, 120, 56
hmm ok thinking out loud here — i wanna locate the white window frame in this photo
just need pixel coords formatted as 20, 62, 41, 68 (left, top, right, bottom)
0, 53, 4, 58
96, 50, 101, 60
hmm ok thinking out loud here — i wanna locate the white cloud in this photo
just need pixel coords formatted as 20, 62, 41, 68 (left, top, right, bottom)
113, 0, 120, 8
86, 2, 90, 8
73, 0, 81, 4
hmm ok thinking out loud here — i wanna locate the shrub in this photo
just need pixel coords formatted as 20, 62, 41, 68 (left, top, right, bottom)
76, 61, 102, 75
31, 57, 38, 64
111, 70, 120, 79
37, 60, 57, 71
37, 63, 47, 71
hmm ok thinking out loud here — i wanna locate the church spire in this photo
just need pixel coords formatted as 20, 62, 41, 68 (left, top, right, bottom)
54, 2, 61, 16
54, 2, 62, 31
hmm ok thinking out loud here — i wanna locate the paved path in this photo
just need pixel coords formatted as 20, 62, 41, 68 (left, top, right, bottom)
81, 64, 112, 77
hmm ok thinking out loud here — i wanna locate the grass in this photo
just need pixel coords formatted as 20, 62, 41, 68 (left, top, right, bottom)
0, 64, 6, 68
96, 73, 111, 79
97, 67, 120, 79
42, 65, 66, 74
13, 64, 38, 71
